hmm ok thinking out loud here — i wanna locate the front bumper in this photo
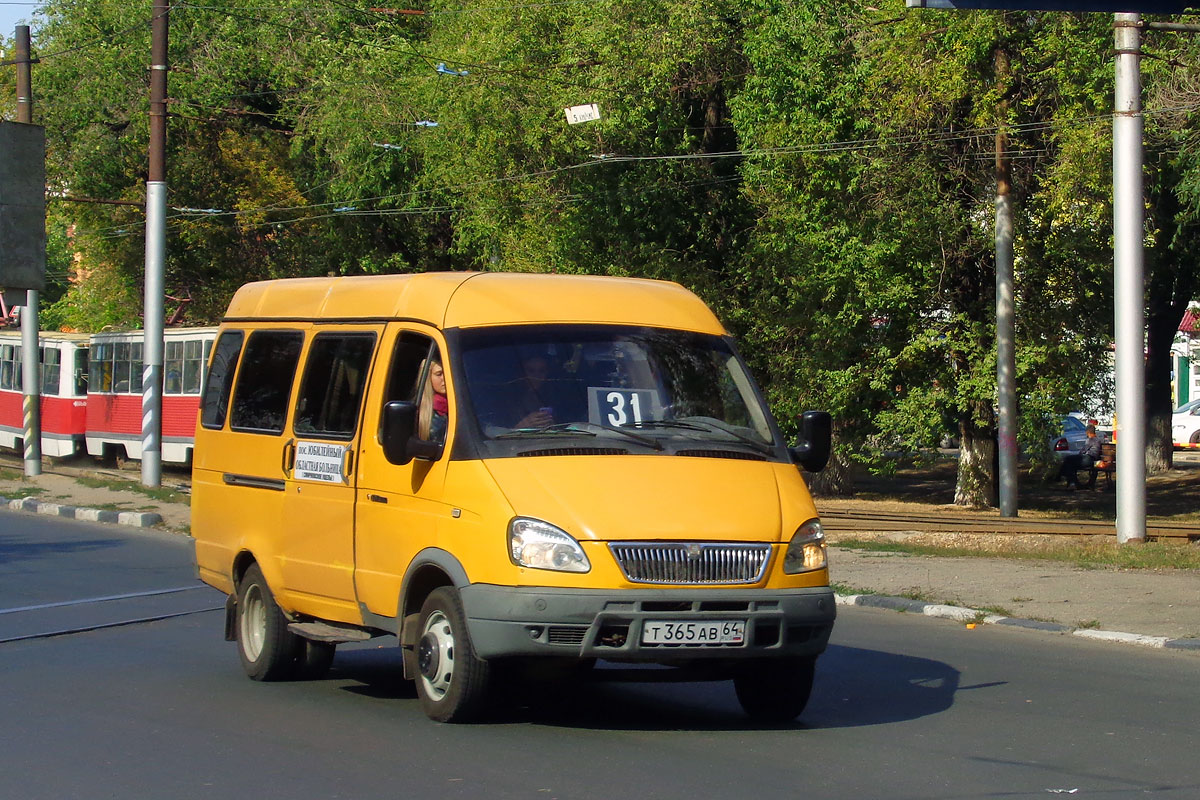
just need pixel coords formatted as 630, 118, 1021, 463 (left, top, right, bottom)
460, 584, 835, 661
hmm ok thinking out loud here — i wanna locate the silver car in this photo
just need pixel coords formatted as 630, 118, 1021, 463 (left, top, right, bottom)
1051, 416, 1091, 459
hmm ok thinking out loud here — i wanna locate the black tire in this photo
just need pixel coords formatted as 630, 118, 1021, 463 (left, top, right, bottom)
734, 657, 816, 724
414, 587, 491, 722
236, 564, 301, 681
295, 640, 336, 680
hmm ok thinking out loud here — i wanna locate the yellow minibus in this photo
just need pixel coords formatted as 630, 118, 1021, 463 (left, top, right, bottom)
191, 272, 835, 722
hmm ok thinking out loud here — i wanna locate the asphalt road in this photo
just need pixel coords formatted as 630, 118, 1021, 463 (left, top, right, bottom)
3, 510, 1199, 799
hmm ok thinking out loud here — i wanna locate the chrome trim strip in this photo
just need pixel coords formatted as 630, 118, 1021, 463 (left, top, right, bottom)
222, 473, 286, 491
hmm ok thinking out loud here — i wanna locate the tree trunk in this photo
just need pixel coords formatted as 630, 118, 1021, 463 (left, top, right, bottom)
1145, 295, 1184, 475
955, 404, 997, 508
806, 448, 855, 497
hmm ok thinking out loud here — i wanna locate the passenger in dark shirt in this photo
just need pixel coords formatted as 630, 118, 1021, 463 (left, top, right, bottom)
1058, 424, 1104, 490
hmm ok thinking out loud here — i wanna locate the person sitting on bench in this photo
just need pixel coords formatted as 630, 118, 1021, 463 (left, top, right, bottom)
1057, 424, 1103, 490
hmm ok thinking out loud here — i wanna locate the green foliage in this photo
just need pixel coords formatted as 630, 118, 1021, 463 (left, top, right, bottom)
11, 1, 1200, 502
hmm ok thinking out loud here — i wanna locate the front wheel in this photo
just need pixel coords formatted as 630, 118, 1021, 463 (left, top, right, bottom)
236, 564, 301, 681
733, 657, 816, 724
414, 587, 491, 722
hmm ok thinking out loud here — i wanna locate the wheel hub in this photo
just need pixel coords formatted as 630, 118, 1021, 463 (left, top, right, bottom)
418, 632, 441, 680
417, 609, 455, 700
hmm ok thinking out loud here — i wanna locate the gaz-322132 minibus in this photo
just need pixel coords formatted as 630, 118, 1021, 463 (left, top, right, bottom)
191, 272, 835, 723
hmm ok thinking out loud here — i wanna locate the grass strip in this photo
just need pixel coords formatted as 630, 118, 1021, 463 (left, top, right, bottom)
831, 537, 1200, 571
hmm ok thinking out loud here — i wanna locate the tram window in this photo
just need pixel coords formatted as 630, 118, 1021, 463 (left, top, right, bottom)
165, 340, 183, 394
183, 339, 204, 394
229, 330, 302, 434
130, 342, 143, 394
75, 348, 89, 395
114, 342, 131, 393
89, 343, 107, 392
42, 348, 61, 396
0, 345, 14, 390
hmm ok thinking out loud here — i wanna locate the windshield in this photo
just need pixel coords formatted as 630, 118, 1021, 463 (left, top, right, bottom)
457, 325, 780, 457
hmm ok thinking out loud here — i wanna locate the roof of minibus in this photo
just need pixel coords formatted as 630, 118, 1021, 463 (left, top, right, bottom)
222, 272, 726, 334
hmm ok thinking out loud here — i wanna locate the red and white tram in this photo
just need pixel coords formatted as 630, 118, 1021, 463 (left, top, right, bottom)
0, 330, 90, 457
86, 327, 216, 465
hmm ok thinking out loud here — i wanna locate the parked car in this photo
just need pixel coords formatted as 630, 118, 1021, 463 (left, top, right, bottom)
1172, 400, 1200, 448
1050, 415, 1090, 459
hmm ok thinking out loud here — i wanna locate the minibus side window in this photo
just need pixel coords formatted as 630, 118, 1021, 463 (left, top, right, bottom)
293, 334, 376, 440
201, 331, 245, 430
229, 331, 301, 434
382, 333, 445, 444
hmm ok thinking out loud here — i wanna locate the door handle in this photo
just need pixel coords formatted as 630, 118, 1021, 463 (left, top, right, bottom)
282, 438, 296, 474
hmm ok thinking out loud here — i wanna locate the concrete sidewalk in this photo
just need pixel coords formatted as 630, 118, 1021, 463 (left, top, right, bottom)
829, 545, 1200, 650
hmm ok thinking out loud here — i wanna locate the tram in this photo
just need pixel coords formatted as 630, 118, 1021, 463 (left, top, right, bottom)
0, 330, 90, 457
86, 327, 216, 466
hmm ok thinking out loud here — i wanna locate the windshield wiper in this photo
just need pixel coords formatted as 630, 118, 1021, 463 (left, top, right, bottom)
494, 424, 598, 439
494, 422, 662, 450
566, 422, 664, 450
633, 417, 775, 455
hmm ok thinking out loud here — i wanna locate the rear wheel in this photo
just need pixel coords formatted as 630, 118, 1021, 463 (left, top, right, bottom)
236, 564, 300, 681
295, 640, 336, 680
414, 587, 491, 722
733, 657, 816, 724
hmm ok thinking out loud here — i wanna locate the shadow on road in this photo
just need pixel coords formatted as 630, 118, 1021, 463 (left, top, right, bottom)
803, 644, 962, 728
327, 642, 962, 731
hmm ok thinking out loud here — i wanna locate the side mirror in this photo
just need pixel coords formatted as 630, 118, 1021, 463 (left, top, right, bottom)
381, 401, 444, 465
790, 410, 832, 473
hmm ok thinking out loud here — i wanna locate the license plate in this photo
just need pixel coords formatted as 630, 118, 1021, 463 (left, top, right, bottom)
641, 620, 746, 646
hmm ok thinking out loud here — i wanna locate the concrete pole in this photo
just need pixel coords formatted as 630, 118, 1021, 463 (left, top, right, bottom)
1113, 13, 1146, 543
995, 126, 1017, 517
141, 1, 168, 487
16, 24, 41, 477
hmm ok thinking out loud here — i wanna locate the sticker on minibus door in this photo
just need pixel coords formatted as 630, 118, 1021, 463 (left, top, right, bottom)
294, 441, 349, 484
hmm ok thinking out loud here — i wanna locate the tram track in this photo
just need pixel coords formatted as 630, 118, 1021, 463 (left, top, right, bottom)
0, 584, 222, 645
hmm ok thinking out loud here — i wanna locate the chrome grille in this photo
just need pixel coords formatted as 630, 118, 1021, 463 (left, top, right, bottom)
608, 542, 771, 585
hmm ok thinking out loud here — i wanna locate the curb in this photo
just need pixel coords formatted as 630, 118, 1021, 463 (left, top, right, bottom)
1, 495, 163, 529
835, 593, 1200, 653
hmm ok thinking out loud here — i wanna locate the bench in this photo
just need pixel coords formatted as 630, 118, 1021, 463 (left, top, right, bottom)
1089, 442, 1116, 490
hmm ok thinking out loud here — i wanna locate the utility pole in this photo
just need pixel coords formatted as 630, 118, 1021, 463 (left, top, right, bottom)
16, 24, 41, 478
142, 0, 168, 488
1113, 12, 1146, 543
994, 46, 1018, 518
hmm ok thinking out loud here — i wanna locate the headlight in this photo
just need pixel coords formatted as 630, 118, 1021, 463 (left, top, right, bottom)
784, 519, 826, 574
508, 518, 591, 573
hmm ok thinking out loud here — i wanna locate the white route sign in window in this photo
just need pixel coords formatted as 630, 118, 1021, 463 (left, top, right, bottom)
294, 441, 348, 484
